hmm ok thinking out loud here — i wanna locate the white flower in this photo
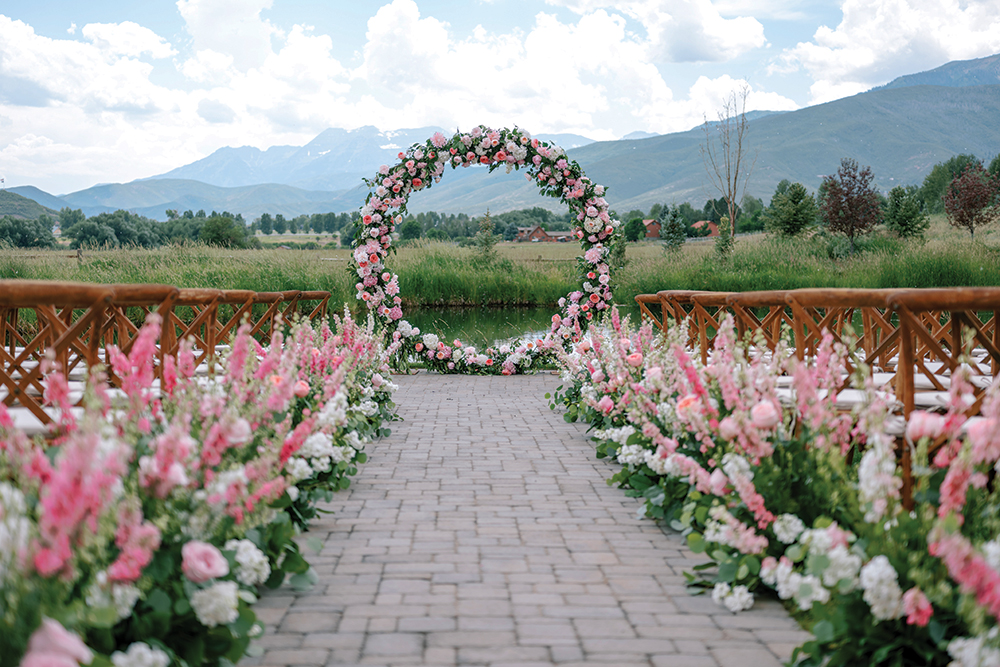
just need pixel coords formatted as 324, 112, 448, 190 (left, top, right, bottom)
111, 642, 171, 667
396, 320, 413, 337
616, 444, 646, 466
286, 486, 300, 502
644, 449, 670, 476
191, 581, 240, 627
983, 539, 1000, 572
947, 627, 1000, 667
721, 453, 753, 481
224, 539, 271, 586
0, 483, 32, 582
711, 582, 755, 613
330, 445, 357, 464
355, 399, 379, 417
857, 433, 902, 523
317, 391, 348, 428
859, 555, 904, 621
422, 333, 440, 349
285, 457, 313, 482
822, 545, 862, 591
299, 432, 334, 459
772, 514, 805, 544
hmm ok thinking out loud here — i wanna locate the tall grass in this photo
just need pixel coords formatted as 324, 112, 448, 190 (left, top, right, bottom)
3, 231, 999, 312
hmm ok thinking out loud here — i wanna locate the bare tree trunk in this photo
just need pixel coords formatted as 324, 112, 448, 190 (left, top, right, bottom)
701, 85, 757, 256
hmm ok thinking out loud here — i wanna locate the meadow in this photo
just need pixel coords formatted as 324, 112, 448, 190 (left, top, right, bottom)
3, 216, 999, 314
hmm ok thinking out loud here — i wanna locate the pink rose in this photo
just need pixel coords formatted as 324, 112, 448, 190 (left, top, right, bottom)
591, 370, 605, 383
181, 541, 229, 583
626, 352, 643, 368
750, 400, 780, 430
24, 618, 93, 666
709, 469, 729, 496
675, 395, 699, 420
906, 410, 944, 443
718, 416, 739, 441
372, 373, 384, 388
293, 380, 311, 398
902, 587, 933, 627
597, 396, 615, 415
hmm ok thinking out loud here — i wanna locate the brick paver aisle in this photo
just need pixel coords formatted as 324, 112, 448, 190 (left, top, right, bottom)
244, 374, 811, 667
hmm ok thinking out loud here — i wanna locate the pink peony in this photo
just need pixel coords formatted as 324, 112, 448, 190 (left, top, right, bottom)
750, 400, 780, 429
902, 587, 933, 627
23, 618, 93, 667
597, 396, 615, 415
675, 395, 700, 420
181, 541, 229, 583
906, 411, 945, 443
626, 352, 643, 368
293, 380, 311, 398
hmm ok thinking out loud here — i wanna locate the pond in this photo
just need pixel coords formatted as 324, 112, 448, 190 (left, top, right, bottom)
400, 303, 642, 347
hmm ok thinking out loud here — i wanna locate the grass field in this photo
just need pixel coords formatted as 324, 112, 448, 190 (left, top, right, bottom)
5, 216, 999, 314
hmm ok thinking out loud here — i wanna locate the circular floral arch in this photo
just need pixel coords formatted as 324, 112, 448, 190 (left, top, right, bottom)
351, 125, 622, 371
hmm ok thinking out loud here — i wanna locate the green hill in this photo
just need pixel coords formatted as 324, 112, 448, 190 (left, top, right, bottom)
0, 190, 59, 219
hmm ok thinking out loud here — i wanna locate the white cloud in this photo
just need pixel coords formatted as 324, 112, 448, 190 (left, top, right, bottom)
778, 0, 1000, 103
82, 21, 176, 59
544, 0, 766, 61
176, 0, 280, 71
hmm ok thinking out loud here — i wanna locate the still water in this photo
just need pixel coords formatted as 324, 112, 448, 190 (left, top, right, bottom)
399, 304, 642, 347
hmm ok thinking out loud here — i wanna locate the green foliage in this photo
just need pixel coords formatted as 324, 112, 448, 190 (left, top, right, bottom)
920, 154, 980, 214
884, 185, 929, 239
765, 182, 818, 237
199, 214, 254, 248
0, 215, 57, 248
714, 216, 734, 257
944, 162, 1000, 238
272, 214, 287, 235
258, 213, 273, 235
472, 211, 500, 265
659, 206, 686, 253
624, 217, 647, 242
989, 153, 1000, 177
399, 218, 422, 240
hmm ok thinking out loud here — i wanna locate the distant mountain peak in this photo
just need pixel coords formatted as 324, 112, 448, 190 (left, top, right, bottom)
876, 53, 1000, 90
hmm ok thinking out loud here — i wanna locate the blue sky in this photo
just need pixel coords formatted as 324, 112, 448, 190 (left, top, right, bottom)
2, 0, 1000, 194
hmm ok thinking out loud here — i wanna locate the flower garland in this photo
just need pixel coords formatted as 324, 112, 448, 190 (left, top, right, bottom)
351, 125, 622, 373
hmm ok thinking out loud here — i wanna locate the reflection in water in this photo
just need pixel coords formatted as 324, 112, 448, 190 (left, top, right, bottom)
401, 304, 641, 347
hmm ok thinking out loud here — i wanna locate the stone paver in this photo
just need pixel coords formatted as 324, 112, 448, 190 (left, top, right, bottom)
240, 374, 811, 667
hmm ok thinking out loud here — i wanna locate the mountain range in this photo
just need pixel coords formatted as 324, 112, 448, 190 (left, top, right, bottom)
8, 53, 1000, 220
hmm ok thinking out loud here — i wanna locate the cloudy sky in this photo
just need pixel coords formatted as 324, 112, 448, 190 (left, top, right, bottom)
2, 0, 1000, 194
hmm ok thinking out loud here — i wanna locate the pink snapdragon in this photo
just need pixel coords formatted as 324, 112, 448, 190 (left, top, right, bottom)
902, 587, 933, 626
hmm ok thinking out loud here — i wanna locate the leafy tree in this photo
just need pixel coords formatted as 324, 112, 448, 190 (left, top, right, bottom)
58, 207, 85, 230
64, 220, 118, 248
738, 194, 764, 233
623, 209, 646, 223
399, 218, 422, 240
989, 153, 1000, 178
258, 213, 273, 235
660, 206, 686, 253
86, 210, 160, 247
502, 221, 519, 241
715, 216, 734, 257
426, 228, 448, 241
920, 154, 980, 213
884, 185, 929, 239
273, 214, 287, 235
820, 158, 882, 254
165, 209, 179, 221
773, 179, 791, 198
287, 215, 299, 234
200, 214, 251, 248
624, 217, 647, 242
765, 182, 817, 237
648, 203, 664, 221
944, 163, 1000, 238
159, 216, 202, 243
0, 216, 57, 248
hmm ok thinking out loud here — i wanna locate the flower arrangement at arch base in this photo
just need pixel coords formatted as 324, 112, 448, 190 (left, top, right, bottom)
549, 307, 1000, 666
0, 309, 399, 667
350, 124, 622, 374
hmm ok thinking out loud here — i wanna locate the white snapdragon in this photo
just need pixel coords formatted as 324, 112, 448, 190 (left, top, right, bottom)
299, 432, 334, 459
644, 449, 671, 476
85, 572, 142, 620
857, 433, 902, 523
595, 425, 634, 446
772, 514, 805, 544
859, 555, 904, 621
317, 391, 348, 428
822, 545, 862, 591
0, 482, 31, 582
762, 558, 829, 610
712, 582, 754, 612
191, 581, 240, 627
111, 642, 171, 667
224, 539, 271, 586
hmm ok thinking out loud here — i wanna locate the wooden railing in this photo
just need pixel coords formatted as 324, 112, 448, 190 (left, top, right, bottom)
0, 280, 332, 429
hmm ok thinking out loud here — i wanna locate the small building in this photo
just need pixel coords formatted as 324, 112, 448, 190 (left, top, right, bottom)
643, 219, 660, 238
515, 225, 574, 242
692, 220, 720, 237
